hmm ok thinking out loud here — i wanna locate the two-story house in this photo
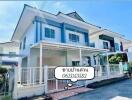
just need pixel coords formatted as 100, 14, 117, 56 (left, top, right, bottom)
11, 4, 110, 98
0, 41, 19, 69
11, 5, 125, 99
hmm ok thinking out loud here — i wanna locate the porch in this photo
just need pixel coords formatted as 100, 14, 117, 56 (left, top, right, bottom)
13, 41, 124, 99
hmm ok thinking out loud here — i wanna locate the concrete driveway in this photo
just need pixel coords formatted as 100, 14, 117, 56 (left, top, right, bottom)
63, 79, 132, 100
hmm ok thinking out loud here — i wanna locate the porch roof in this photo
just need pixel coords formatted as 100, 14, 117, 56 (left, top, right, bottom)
31, 41, 108, 53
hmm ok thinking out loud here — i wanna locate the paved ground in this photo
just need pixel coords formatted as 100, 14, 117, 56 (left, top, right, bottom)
63, 79, 132, 100
50, 87, 93, 100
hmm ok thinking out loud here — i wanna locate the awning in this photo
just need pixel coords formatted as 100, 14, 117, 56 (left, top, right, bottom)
31, 40, 108, 54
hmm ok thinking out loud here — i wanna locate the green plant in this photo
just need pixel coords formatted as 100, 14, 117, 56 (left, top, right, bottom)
109, 55, 118, 64
0, 67, 7, 74
108, 53, 128, 64
1, 95, 11, 100
128, 62, 132, 68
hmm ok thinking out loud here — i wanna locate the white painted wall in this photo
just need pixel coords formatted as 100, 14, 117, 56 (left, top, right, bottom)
128, 47, 132, 52
90, 35, 110, 49
20, 23, 35, 57
90, 36, 99, 48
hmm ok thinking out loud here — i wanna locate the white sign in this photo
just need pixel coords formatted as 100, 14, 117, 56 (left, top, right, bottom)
55, 67, 95, 82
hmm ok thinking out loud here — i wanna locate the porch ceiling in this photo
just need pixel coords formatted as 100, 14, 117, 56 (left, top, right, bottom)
31, 41, 108, 54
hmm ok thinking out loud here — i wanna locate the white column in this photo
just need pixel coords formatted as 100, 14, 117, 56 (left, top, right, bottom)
18, 58, 22, 84
13, 67, 18, 99
106, 53, 110, 78
119, 62, 123, 74
39, 43, 43, 84
79, 48, 82, 66
44, 65, 48, 94
90, 54, 94, 66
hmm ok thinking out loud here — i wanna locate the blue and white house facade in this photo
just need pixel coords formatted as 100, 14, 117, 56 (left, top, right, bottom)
11, 5, 124, 99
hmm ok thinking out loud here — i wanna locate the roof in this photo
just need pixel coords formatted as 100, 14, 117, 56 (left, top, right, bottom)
89, 28, 126, 39
0, 41, 19, 47
11, 4, 101, 41
11, 4, 129, 42
66, 11, 85, 22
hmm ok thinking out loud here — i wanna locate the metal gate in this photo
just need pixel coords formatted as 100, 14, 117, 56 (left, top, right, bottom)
47, 66, 85, 93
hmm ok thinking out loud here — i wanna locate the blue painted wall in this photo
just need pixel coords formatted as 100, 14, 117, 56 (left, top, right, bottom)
34, 16, 89, 46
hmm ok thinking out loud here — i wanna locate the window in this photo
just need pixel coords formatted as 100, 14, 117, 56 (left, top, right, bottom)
115, 43, 119, 51
69, 34, 79, 42
23, 37, 26, 49
72, 61, 80, 66
45, 28, 55, 38
103, 41, 109, 49
9, 52, 16, 58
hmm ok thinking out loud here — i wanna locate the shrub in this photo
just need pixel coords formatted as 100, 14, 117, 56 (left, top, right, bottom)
0, 67, 7, 74
1, 95, 11, 100
108, 53, 128, 64
128, 62, 132, 68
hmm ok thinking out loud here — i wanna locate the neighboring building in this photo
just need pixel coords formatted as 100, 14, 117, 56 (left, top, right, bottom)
11, 5, 124, 99
123, 41, 132, 52
0, 41, 19, 69
89, 29, 126, 52
123, 41, 132, 61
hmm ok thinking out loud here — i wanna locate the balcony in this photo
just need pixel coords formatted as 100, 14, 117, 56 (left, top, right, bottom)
109, 47, 115, 52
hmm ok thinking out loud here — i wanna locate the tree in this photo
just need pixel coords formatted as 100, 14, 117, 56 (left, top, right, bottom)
108, 53, 128, 64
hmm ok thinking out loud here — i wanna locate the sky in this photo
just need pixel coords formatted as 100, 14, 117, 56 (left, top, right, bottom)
0, 0, 132, 42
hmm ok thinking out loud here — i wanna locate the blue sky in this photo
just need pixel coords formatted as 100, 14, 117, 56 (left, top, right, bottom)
0, 0, 132, 42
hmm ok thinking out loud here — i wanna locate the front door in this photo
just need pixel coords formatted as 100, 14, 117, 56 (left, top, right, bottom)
72, 61, 80, 66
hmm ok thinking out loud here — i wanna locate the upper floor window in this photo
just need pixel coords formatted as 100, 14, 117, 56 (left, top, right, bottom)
45, 28, 55, 38
69, 34, 79, 42
23, 37, 26, 49
115, 43, 119, 51
103, 41, 109, 49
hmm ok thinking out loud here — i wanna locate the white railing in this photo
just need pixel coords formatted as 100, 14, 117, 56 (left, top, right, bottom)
109, 64, 120, 75
18, 67, 45, 86
17, 66, 67, 93
94, 65, 107, 77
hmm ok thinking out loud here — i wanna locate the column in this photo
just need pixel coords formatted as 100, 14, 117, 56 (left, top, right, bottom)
79, 48, 82, 66
119, 62, 123, 74
106, 53, 110, 78
13, 67, 18, 99
39, 43, 43, 84
44, 65, 48, 94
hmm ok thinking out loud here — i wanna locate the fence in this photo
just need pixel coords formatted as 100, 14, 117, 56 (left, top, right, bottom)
48, 67, 70, 93
19, 67, 44, 86
109, 64, 120, 75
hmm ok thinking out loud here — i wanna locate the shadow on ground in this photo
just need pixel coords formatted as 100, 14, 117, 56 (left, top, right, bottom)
63, 79, 132, 100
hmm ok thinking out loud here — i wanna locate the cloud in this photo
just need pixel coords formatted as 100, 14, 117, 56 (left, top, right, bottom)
52, 1, 72, 13
0, 1, 72, 42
